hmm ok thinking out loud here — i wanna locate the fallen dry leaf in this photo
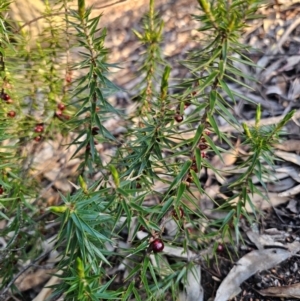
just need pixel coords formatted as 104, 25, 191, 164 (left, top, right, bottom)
246, 230, 286, 250
275, 150, 300, 166
229, 191, 289, 212
274, 139, 300, 152
258, 282, 300, 298
278, 184, 300, 197
215, 241, 300, 301
185, 264, 204, 301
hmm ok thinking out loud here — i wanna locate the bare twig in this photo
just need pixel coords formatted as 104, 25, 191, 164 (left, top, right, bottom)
0, 251, 50, 298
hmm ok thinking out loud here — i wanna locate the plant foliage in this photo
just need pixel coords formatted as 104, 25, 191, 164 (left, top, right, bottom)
0, 0, 294, 300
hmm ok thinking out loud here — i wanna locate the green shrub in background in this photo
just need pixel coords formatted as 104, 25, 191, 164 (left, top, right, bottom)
0, 0, 294, 300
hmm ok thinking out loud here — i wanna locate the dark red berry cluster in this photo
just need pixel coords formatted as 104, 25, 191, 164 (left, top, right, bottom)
55, 103, 70, 120
1, 90, 16, 118
34, 123, 44, 133
198, 130, 211, 158
33, 123, 44, 142
1, 88, 16, 118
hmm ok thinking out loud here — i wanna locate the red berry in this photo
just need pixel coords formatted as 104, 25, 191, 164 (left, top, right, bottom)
92, 126, 99, 135
136, 182, 142, 189
1, 92, 10, 101
172, 207, 184, 219
186, 175, 193, 183
201, 152, 207, 158
199, 144, 208, 150
151, 239, 164, 253
190, 162, 198, 172
184, 102, 191, 109
57, 103, 65, 111
217, 244, 224, 253
34, 124, 44, 133
34, 136, 42, 142
65, 73, 72, 83
55, 110, 63, 117
139, 225, 146, 231
0, 186, 3, 194
7, 111, 16, 118
175, 114, 183, 122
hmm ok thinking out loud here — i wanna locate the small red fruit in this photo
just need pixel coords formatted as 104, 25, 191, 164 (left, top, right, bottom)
92, 126, 100, 135
136, 182, 142, 189
174, 114, 183, 122
139, 225, 146, 231
199, 144, 208, 150
217, 244, 224, 253
0, 186, 4, 194
57, 103, 65, 111
201, 152, 207, 158
190, 162, 198, 172
65, 72, 72, 83
7, 111, 16, 118
34, 124, 44, 133
186, 175, 193, 183
34, 136, 42, 142
151, 239, 164, 253
1, 93, 10, 101
55, 110, 63, 117
184, 102, 191, 110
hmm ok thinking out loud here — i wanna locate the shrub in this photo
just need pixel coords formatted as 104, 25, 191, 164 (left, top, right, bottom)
0, 0, 294, 300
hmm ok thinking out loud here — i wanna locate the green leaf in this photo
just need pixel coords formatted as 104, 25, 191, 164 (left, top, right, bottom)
165, 160, 192, 195
207, 114, 220, 137
209, 90, 217, 112
190, 170, 202, 193
192, 124, 205, 150
197, 71, 219, 94
176, 182, 186, 205
109, 165, 120, 187
219, 79, 235, 103
157, 196, 174, 221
